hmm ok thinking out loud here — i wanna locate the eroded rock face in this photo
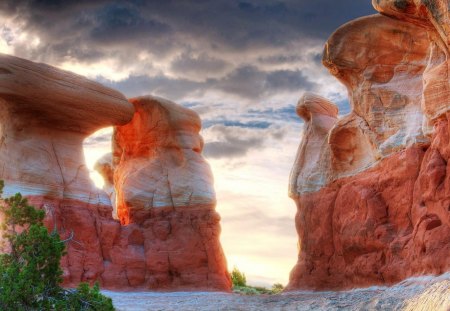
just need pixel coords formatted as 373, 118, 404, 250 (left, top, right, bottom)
0, 53, 134, 286
113, 96, 215, 225
288, 6, 450, 290
0, 54, 230, 291
289, 93, 338, 196
373, 0, 450, 121
100, 96, 230, 290
324, 14, 430, 175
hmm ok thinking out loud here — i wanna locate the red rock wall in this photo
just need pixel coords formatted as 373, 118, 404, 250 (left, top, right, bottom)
98, 96, 230, 291
288, 132, 449, 289
287, 3, 450, 290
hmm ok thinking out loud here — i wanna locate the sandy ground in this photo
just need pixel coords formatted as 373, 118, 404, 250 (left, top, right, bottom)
103, 273, 450, 311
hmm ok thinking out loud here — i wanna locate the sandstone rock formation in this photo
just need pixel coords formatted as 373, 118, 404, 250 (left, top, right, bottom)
289, 93, 338, 195
101, 96, 230, 290
113, 96, 215, 225
0, 53, 230, 291
324, 14, 430, 175
287, 2, 450, 290
0, 53, 134, 287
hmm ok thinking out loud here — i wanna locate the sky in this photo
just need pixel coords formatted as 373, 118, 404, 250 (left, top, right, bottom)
0, 0, 377, 286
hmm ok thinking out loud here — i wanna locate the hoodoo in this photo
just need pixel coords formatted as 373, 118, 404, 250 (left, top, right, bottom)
287, 1, 450, 290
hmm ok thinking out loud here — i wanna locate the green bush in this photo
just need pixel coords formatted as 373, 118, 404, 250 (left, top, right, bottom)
271, 283, 284, 294
230, 266, 285, 295
230, 266, 247, 287
0, 181, 114, 310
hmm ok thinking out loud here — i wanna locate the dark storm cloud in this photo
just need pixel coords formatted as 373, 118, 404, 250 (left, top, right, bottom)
89, 4, 172, 44
0, 0, 375, 59
215, 66, 318, 99
203, 125, 265, 159
1, 0, 366, 152
204, 140, 264, 159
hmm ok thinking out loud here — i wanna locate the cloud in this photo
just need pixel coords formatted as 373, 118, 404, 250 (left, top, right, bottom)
266, 69, 317, 92
97, 64, 317, 104
83, 131, 111, 146
170, 52, 231, 80
207, 120, 272, 129
202, 124, 287, 159
99, 75, 204, 100
89, 4, 172, 45
215, 66, 317, 100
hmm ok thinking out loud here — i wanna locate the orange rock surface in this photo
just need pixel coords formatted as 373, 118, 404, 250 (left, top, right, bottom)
288, 4, 450, 290
113, 96, 216, 225
0, 54, 230, 291
103, 96, 230, 290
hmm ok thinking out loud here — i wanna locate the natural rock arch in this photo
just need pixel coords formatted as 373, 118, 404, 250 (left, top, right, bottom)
0, 53, 231, 291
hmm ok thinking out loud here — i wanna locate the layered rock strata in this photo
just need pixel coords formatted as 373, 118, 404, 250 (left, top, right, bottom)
288, 3, 450, 290
103, 96, 230, 290
112, 96, 216, 225
0, 54, 230, 291
0, 53, 134, 287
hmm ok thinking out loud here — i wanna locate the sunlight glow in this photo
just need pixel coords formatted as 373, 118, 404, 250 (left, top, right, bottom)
83, 127, 113, 189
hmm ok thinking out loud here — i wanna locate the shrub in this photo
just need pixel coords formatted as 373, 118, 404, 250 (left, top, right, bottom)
230, 266, 285, 295
271, 283, 284, 294
230, 266, 247, 287
0, 181, 114, 310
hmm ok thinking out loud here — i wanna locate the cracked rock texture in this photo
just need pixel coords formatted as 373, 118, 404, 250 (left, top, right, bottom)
0, 54, 230, 291
288, 2, 450, 290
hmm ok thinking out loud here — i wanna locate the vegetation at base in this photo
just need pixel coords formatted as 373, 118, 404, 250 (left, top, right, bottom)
0, 180, 114, 310
230, 266, 284, 295
230, 266, 247, 287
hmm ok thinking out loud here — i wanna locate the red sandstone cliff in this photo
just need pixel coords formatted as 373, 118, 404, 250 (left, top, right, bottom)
0, 53, 230, 291
287, 2, 450, 290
